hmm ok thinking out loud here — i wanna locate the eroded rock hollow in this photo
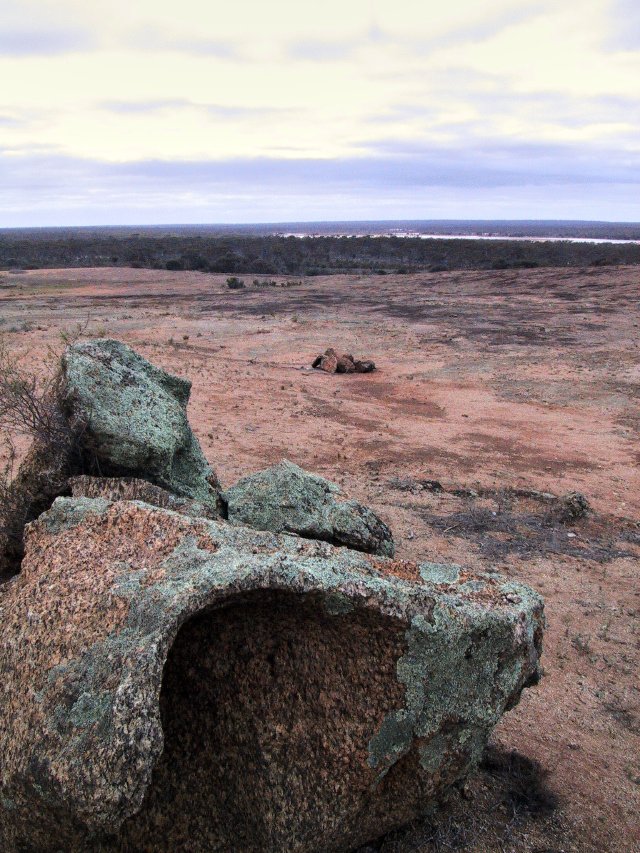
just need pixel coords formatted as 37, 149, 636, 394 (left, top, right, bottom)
0, 497, 543, 853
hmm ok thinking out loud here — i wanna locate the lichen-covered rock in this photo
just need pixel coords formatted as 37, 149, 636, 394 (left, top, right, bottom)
62, 339, 223, 513
225, 459, 395, 557
0, 497, 543, 853
0, 341, 223, 581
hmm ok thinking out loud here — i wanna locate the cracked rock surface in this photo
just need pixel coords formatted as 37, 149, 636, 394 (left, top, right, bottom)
0, 496, 543, 853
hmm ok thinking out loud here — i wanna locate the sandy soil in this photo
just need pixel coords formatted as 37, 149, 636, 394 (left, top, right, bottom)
1, 265, 638, 852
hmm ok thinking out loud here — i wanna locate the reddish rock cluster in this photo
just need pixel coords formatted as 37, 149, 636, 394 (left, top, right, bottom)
312, 348, 376, 374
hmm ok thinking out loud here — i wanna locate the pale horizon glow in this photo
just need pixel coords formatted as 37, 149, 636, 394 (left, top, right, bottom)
1, 0, 639, 226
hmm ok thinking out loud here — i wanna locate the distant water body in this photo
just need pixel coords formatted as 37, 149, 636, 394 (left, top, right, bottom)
282, 232, 640, 245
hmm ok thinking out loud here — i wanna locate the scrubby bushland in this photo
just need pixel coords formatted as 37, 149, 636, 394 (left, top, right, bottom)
1, 230, 640, 275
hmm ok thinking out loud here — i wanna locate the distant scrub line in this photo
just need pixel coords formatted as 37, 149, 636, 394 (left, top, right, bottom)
1, 234, 640, 274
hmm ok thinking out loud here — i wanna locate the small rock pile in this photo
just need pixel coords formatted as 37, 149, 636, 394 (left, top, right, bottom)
312, 347, 376, 373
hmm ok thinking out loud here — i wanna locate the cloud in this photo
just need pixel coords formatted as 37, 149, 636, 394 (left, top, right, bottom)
0, 26, 95, 56
125, 26, 237, 58
285, 5, 547, 64
605, 0, 640, 50
285, 39, 355, 61
2, 138, 639, 198
99, 99, 293, 120
346, 139, 640, 189
99, 99, 190, 115
364, 84, 640, 137
2, 143, 640, 225
413, 3, 547, 54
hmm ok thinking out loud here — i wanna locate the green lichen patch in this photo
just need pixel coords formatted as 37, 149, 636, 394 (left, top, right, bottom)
63, 339, 222, 512
225, 459, 395, 557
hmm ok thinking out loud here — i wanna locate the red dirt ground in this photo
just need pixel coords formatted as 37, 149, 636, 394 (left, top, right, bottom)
1, 265, 638, 852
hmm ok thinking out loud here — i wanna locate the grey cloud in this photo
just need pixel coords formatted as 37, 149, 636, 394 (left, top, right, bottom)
0, 26, 95, 56
2, 139, 640, 195
2, 139, 640, 225
605, 0, 640, 50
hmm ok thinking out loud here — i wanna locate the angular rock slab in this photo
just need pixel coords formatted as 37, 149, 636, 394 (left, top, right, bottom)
62, 338, 222, 513
0, 498, 544, 853
225, 459, 395, 557
69, 474, 218, 519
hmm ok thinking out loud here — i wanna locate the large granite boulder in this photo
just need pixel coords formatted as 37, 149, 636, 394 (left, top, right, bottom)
225, 459, 394, 557
0, 497, 543, 853
62, 339, 222, 512
0, 340, 224, 579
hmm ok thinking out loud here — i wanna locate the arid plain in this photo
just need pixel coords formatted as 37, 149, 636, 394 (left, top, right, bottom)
1, 265, 638, 852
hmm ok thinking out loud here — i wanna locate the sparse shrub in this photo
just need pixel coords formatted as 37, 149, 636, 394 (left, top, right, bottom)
60, 319, 92, 346
571, 633, 593, 656
0, 333, 87, 577
226, 277, 245, 289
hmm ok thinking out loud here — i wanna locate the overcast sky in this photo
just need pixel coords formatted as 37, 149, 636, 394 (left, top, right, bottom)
1, 0, 639, 226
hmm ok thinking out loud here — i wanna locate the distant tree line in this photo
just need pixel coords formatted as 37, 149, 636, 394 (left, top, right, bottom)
1, 232, 639, 274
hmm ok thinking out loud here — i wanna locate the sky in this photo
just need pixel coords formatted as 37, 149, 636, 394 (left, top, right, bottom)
0, 0, 639, 226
